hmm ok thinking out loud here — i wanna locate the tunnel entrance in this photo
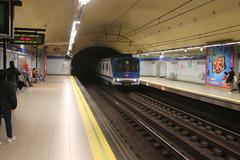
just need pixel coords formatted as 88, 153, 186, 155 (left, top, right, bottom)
71, 46, 121, 83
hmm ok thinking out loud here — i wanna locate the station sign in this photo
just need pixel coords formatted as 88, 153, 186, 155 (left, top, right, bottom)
13, 32, 45, 45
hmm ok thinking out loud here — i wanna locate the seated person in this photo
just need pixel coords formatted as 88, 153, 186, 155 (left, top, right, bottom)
22, 68, 33, 87
32, 68, 43, 83
32, 68, 38, 83
39, 71, 45, 82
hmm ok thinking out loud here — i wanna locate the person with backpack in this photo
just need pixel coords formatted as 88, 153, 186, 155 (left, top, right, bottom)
0, 70, 17, 144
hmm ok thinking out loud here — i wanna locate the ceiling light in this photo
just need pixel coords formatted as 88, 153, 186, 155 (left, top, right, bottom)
204, 44, 221, 48
140, 41, 240, 57
79, 0, 90, 5
187, 46, 200, 50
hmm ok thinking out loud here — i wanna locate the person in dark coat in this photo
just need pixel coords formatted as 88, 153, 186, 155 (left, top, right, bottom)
0, 70, 17, 143
6, 61, 21, 92
227, 67, 235, 93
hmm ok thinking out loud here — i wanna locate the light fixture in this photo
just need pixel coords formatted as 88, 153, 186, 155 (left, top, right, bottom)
138, 40, 240, 57
79, 0, 90, 5
67, 21, 81, 54
67, 0, 89, 55
204, 44, 222, 48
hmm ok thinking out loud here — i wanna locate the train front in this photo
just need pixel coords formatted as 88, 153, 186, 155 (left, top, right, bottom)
111, 57, 140, 85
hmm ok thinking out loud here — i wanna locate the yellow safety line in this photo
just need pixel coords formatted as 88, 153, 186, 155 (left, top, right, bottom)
141, 80, 240, 104
70, 77, 116, 160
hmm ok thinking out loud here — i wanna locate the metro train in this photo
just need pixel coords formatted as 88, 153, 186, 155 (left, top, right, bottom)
97, 56, 140, 85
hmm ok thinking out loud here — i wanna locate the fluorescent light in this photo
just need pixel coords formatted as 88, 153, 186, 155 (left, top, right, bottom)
79, 0, 90, 5
74, 21, 80, 24
138, 41, 240, 57
67, 0, 88, 54
203, 44, 222, 48
69, 45, 73, 50
67, 21, 81, 52
222, 41, 240, 46
188, 46, 200, 50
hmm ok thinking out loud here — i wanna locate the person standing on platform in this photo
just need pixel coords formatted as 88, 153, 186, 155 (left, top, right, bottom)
0, 70, 17, 144
6, 61, 21, 92
227, 67, 235, 93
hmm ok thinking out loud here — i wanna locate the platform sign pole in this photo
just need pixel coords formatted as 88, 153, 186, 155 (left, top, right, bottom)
3, 39, 7, 70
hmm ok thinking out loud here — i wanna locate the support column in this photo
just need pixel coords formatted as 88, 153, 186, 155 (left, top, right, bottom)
44, 46, 48, 77
35, 46, 38, 68
3, 39, 7, 70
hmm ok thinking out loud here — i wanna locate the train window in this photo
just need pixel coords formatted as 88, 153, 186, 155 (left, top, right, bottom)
130, 59, 139, 71
115, 58, 139, 72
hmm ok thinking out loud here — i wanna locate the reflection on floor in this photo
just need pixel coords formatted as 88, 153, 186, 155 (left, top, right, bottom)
0, 76, 92, 160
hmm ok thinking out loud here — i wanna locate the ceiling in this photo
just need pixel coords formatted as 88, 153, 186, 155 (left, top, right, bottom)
14, 0, 240, 54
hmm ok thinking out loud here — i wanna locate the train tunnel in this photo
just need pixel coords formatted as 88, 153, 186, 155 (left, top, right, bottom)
71, 46, 122, 83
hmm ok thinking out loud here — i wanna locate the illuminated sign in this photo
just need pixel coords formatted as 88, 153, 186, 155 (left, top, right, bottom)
13, 33, 45, 45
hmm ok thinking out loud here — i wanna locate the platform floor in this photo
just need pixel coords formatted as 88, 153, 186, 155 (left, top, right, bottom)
140, 77, 240, 109
0, 76, 115, 160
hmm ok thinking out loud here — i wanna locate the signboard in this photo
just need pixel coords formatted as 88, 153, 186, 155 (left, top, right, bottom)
0, 2, 10, 37
206, 46, 234, 87
13, 32, 45, 45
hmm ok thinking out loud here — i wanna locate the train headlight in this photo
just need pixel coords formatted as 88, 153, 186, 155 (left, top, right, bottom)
133, 79, 137, 82
116, 78, 120, 82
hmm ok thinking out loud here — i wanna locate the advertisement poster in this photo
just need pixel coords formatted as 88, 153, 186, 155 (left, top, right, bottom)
206, 46, 234, 87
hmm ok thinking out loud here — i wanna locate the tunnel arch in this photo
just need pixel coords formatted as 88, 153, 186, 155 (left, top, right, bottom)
71, 46, 122, 82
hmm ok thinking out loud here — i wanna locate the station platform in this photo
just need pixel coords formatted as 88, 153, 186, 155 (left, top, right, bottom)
140, 77, 240, 112
0, 76, 116, 160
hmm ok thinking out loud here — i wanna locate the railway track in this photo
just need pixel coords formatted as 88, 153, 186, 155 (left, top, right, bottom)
126, 91, 240, 160
87, 85, 240, 160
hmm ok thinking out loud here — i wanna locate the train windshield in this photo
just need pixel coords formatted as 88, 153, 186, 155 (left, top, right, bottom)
114, 58, 139, 72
